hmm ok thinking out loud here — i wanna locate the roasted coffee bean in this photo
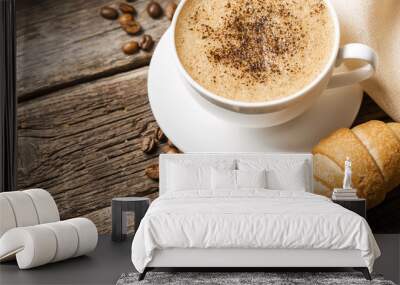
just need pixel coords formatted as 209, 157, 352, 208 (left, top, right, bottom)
122, 41, 139, 55
165, 2, 177, 20
141, 136, 156, 153
100, 6, 118, 20
155, 127, 166, 142
118, 13, 134, 26
145, 164, 159, 180
119, 3, 136, 14
139, 34, 154, 51
147, 1, 163, 18
122, 20, 142, 35
161, 145, 179, 154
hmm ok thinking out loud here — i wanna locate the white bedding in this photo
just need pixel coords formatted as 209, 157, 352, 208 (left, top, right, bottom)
131, 190, 380, 273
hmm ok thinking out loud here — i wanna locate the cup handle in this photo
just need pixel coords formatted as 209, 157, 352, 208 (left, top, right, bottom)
327, 43, 377, 89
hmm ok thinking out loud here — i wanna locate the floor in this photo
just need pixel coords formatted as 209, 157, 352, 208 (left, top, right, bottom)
1, 235, 398, 285
0, 235, 134, 285
373, 234, 400, 284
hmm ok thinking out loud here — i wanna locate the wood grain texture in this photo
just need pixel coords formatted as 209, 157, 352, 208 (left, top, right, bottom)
17, 66, 163, 233
16, 0, 172, 100
15, 0, 397, 234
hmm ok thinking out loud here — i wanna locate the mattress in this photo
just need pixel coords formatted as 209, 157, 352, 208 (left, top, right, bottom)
131, 190, 380, 272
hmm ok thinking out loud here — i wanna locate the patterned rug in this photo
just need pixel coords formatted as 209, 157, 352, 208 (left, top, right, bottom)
116, 272, 396, 285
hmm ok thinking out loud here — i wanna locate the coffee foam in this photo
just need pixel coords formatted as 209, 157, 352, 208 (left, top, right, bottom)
175, 0, 335, 102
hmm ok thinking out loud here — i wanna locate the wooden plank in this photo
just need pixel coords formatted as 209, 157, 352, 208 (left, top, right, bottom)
16, 0, 172, 100
15, 0, 397, 235
83, 207, 113, 235
16, 66, 395, 233
17, 66, 163, 229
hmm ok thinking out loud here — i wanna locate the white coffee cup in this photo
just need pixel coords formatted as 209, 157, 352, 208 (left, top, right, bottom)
170, 0, 377, 127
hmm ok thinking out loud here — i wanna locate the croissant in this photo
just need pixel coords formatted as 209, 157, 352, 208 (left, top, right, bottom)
312, 120, 400, 208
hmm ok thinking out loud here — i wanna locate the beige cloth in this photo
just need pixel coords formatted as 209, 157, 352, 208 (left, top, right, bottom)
332, 0, 400, 122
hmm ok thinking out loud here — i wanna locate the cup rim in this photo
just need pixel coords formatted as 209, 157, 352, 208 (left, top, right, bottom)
170, 0, 341, 110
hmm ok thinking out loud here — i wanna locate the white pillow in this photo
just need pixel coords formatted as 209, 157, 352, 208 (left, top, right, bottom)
167, 163, 211, 191
236, 169, 267, 189
266, 168, 307, 191
166, 159, 236, 192
211, 168, 236, 190
237, 158, 309, 191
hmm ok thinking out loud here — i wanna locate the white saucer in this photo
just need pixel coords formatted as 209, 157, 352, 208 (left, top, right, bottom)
148, 29, 363, 153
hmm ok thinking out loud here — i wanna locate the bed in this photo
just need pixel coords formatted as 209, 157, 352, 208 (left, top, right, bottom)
131, 153, 380, 280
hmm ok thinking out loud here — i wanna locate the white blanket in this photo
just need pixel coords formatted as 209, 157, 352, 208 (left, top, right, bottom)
131, 190, 380, 272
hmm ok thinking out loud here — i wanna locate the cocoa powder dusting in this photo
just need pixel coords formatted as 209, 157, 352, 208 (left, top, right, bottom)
188, 0, 326, 85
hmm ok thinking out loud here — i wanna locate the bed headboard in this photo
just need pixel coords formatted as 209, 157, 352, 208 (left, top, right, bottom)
159, 153, 313, 195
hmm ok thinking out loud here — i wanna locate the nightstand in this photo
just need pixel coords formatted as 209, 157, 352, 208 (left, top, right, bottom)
111, 197, 150, 242
332, 198, 366, 219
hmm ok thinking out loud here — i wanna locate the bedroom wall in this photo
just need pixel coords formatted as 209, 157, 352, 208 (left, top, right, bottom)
15, 0, 400, 234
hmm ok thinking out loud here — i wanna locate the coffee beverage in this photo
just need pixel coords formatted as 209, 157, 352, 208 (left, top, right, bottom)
175, 0, 335, 102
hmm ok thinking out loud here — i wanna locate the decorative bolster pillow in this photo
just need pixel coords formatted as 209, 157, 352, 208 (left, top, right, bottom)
0, 218, 98, 269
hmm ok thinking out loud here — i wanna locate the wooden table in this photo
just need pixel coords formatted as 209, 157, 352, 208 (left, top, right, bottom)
15, 0, 399, 234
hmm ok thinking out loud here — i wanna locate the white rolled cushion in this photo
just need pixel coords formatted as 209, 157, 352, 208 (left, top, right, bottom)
0, 196, 16, 237
0, 226, 57, 269
211, 168, 236, 190
1, 192, 39, 227
236, 169, 267, 189
24, 189, 60, 223
42, 221, 79, 262
65, 218, 98, 257
0, 218, 97, 269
